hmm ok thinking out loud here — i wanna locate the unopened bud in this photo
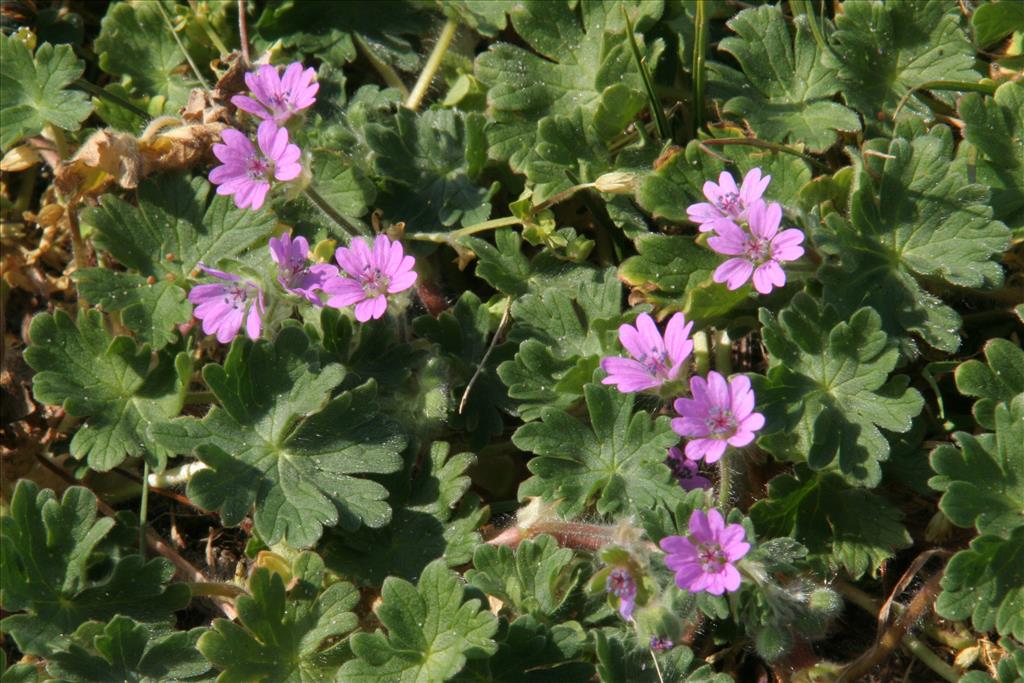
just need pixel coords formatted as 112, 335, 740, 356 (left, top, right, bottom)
593, 171, 636, 194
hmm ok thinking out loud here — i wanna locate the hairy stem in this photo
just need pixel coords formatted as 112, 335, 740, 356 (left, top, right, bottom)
406, 19, 457, 111
304, 186, 364, 238
408, 215, 522, 244
691, 0, 708, 135
139, 462, 150, 555
355, 35, 409, 98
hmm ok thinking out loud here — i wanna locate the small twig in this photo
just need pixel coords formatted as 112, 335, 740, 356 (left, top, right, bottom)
237, 0, 250, 65
72, 78, 151, 119
692, 0, 709, 135
406, 19, 457, 111
459, 299, 512, 414
699, 137, 829, 170
139, 462, 150, 555
304, 186, 364, 238
355, 35, 409, 99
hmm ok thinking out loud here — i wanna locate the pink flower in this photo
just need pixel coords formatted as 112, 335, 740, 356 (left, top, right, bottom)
687, 168, 771, 231
231, 62, 318, 125
324, 234, 418, 322
708, 200, 805, 295
605, 567, 637, 620
209, 121, 302, 211
660, 508, 750, 595
188, 264, 264, 344
600, 312, 694, 393
666, 447, 712, 491
269, 234, 338, 305
671, 372, 764, 464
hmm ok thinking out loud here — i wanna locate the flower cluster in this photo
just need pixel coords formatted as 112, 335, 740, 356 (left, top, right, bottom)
189, 234, 417, 344
211, 62, 317, 211
688, 168, 805, 295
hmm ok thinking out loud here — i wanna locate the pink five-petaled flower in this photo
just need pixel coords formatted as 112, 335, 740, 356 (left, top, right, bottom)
687, 168, 771, 231
600, 312, 694, 393
269, 234, 338, 306
210, 121, 302, 211
605, 567, 637, 620
188, 265, 265, 344
666, 447, 712, 491
324, 234, 418, 322
660, 508, 750, 595
672, 371, 764, 464
231, 62, 319, 125
708, 200, 805, 295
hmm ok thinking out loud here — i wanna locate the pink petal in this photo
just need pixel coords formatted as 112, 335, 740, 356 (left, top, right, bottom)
687, 202, 724, 225
387, 270, 417, 293
618, 321, 646, 360
729, 375, 755, 418
231, 95, 269, 117
686, 438, 727, 463
370, 294, 388, 319
714, 258, 753, 290
752, 262, 783, 294
718, 171, 738, 195
635, 313, 665, 357
245, 302, 262, 340
740, 167, 770, 205
688, 509, 712, 541
354, 298, 376, 322
705, 371, 730, 408
671, 416, 710, 438
664, 312, 694, 367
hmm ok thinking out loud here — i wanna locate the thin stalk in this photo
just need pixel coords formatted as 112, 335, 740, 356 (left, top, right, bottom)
790, 0, 827, 52
408, 215, 522, 244
718, 451, 732, 509
155, 0, 211, 90
355, 35, 409, 99
237, 0, 251, 64
139, 462, 150, 555
73, 78, 151, 119
692, 0, 709, 136
188, 0, 231, 57
187, 581, 247, 599
185, 390, 216, 405
623, 6, 670, 140
714, 329, 732, 374
406, 19, 457, 111
700, 137, 829, 170
304, 186, 364, 238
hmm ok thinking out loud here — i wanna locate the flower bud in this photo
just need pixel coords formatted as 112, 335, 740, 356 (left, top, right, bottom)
633, 603, 683, 644
593, 171, 636, 194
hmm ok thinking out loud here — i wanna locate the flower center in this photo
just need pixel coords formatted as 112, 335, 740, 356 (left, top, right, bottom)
697, 543, 728, 573
223, 283, 249, 310
716, 191, 741, 215
704, 406, 737, 437
360, 266, 390, 298
246, 153, 271, 182
638, 346, 671, 377
743, 236, 771, 264
606, 569, 635, 598
269, 91, 289, 110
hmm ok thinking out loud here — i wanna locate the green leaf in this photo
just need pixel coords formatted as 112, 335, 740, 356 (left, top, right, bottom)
150, 327, 406, 548
414, 292, 515, 447
0, 482, 190, 657
954, 338, 1024, 430
972, 0, 1024, 48
324, 442, 486, 585
825, 0, 978, 121
337, 559, 498, 682
756, 293, 924, 486
440, 1, 512, 38
0, 35, 91, 149
308, 149, 377, 218
24, 309, 190, 471
618, 234, 748, 320
365, 107, 495, 231
498, 339, 582, 422
515, 382, 680, 517
958, 81, 1024, 232
467, 535, 583, 621
453, 616, 592, 683
524, 108, 617, 204
199, 552, 358, 683
474, 0, 654, 170
937, 525, 1024, 642
46, 617, 210, 683
750, 467, 912, 579
84, 174, 276, 280
94, 1, 193, 110
74, 270, 191, 350
930, 395, 1024, 537
463, 230, 533, 297
819, 128, 1011, 354
594, 630, 731, 683
715, 7, 860, 152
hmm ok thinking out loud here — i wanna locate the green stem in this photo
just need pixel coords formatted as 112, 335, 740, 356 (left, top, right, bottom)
185, 390, 215, 405
692, 0, 709, 136
692, 331, 710, 375
714, 329, 732, 374
139, 462, 150, 556
186, 581, 247, 599
73, 78, 151, 119
623, 6, 670, 140
699, 137, 828, 170
304, 186, 364, 238
408, 215, 522, 244
717, 451, 731, 509
406, 19, 457, 111
790, 0, 827, 52
155, 0, 211, 90
355, 35, 409, 99
187, 0, 231, 57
